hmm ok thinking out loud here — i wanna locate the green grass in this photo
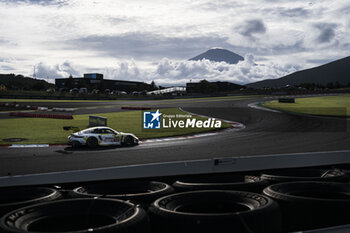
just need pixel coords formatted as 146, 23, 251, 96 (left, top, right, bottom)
262, 95, 350, 117
0, 108, 232, 145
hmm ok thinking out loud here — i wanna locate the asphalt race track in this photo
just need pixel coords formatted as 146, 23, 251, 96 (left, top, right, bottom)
1, 95, 350, 176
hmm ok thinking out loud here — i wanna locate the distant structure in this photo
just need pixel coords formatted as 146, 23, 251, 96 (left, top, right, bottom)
33, 66, 36, 78
147, 87, 186, 96
55, 73, 152, 93
186, 81, 244, 94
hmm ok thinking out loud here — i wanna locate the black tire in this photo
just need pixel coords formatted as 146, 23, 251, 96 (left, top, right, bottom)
261, 168, 348, 184
0, 198, 149, 233
123, 136, 134, 146
263, 181, 350, 232
173, 174, 269, 193
333, 164, 350, 176
71, 181, 174, 206
148, 190, 281, 233
0, 187, 62, 217
71, 141, 81, 148
86, 137, 98, 148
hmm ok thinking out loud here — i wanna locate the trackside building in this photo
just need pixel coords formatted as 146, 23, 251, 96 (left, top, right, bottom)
186, 81, 244, 94
55, 73, 152, 93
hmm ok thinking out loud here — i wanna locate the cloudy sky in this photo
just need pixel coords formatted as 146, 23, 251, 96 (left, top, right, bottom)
0, 0, 349, 86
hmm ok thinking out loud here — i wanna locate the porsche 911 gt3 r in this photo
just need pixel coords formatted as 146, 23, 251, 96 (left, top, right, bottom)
68, 127, 139, 148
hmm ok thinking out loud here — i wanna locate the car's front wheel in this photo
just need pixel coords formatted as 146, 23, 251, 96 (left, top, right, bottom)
71, 141, 81, 148
86, 137, 98, 148
123, 136, 134, 146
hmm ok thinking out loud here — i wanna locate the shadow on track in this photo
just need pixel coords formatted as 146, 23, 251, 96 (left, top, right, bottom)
56, 144, 139, 153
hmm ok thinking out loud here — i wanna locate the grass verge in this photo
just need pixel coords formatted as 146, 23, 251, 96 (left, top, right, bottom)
262, 95, 350, 117
0, 108, 232, 145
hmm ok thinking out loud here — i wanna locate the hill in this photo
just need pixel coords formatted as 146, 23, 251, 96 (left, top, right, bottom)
247, 56, 350, 88
189, 48, 244, 64
0, 74, 53, 91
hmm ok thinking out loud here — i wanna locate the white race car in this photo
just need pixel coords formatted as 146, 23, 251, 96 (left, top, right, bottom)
68, 126, 139, 148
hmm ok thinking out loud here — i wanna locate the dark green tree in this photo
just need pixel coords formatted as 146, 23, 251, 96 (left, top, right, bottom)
150, 80, 158, 90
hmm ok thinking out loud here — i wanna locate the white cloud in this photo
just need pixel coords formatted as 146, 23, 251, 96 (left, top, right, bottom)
103, 60, 142, 81
236, 19, 267, 38
35, 61, 81, 80
101, 54, 299, 86
0, 0, 349, 81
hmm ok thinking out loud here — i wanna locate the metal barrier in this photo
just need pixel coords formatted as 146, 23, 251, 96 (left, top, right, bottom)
1, 150, 350, 187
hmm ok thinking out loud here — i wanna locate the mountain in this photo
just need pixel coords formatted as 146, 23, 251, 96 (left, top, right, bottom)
189, 48, 244, 64
247, 56, 350, 88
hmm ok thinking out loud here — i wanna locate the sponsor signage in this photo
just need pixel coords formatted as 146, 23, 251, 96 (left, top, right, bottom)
143, 110, 162, 129
143, 109, 222, 129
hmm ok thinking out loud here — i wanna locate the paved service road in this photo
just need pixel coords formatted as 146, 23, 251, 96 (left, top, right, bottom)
0, 95, 349, 176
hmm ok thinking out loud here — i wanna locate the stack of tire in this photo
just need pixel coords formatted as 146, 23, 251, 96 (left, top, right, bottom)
151, 174, 281, 233
260, 168, 350, 232
333, 163, 350, 176
0, 180, 176, 233
68, 178, 281, 233
0, 187, 62, 217
1, 168, 350, 233
0, 176, 281, 233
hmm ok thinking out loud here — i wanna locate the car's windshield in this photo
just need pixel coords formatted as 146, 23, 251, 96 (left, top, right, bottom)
80, 129, 92, 134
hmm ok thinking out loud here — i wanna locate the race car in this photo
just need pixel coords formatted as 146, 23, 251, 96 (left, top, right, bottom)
68, 126, 139, 148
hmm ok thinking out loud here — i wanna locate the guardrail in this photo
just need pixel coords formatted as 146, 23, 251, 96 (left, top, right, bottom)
10, 112, 73, 119
1, 150, 350, 187
121, 106, 152, 110
279, 98, 295, 103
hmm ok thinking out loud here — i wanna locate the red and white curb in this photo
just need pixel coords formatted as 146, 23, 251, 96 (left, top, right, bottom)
140, 133, 216, 143
8, 144, 50, 148
140, 131, 230, 144
248, 102, 281, 113
0, 144, 67, 148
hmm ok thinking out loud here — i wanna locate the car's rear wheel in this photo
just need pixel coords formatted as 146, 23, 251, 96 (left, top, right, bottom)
86, 137, 98, 148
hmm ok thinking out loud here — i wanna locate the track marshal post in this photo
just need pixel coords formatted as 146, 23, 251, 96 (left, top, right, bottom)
89, 116, 107, 127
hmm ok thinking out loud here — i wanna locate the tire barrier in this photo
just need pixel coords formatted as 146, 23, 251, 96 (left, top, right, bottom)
263, 181, 350, 232
10, 112, 73, 119
121, 106, 152, 110
52, 108, 75, 112
0, 187, 62, 217
333, 164, 350, 176
71, 181, 174, 206
148, 190, 281, 233
278, 98, 295, 103
0, 198, 149, 233
0, 103, 76, 112
260, 168, 348, 184
0, 103, 38, 110
172, 174, 269, 193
